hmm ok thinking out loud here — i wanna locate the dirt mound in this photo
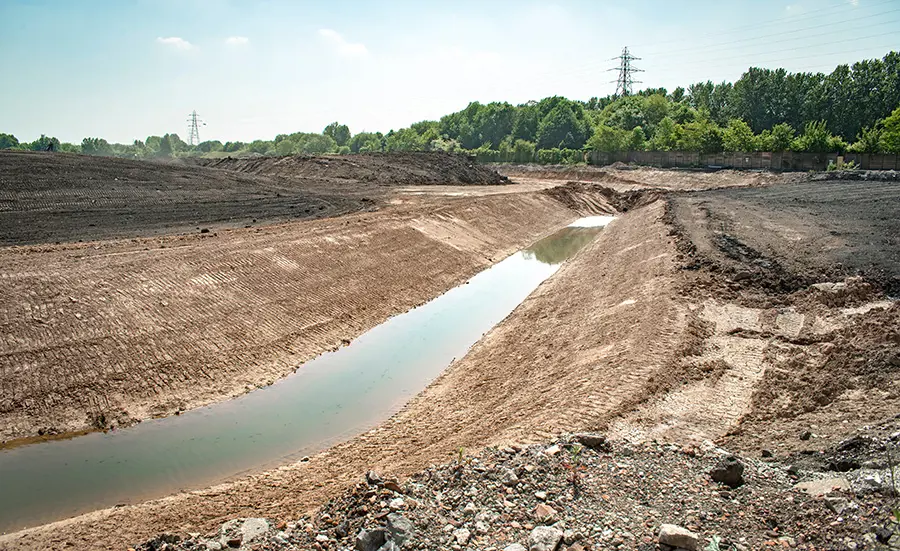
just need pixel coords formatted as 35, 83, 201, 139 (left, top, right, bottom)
542, 181, 662, 215
0, 150, 368, 246
198, 152, 509, 186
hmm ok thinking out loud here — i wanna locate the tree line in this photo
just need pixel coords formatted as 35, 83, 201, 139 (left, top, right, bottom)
2, 51, 898, 163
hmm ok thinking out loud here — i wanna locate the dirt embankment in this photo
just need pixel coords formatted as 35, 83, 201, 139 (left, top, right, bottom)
0, 189, 580, 445
498, 163, 805, 192
198, 152, 508, 186
609, 178, 900, 455
0, 199, 688, 550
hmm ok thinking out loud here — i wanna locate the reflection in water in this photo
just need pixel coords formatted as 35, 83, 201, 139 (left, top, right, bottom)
0, 217, 613, 533
523, 226, 604, 265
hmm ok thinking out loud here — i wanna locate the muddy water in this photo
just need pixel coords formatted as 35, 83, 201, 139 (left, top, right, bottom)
0, 216, 613, 533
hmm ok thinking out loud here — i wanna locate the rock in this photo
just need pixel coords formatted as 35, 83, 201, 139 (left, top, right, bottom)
500, 467, 520, 486
453, 527, 471, 545
386, 514, 415, 547
335, 520, 350, 539
876, 526, 893, 544
534, 491, 547, 501
544, 444, 561, 456
658, 524, 699, 551
463, 502, 478, 516
383, 480, 404, 493
528, 525, 563, 551
709, 456, 744, 488
761, 449, 773, 458
377, 541, 400, 551
800, 430, 812, 441
388, 497, 404, 511
219, 518, 268, 547
366, 471, 384, 485
786, 464, 801, 477
534, 503, 557, 523
503, 545, 527, 551
204, 542, 223, 551
356, 528, 387, 551
573, 433, 610, 451
315, 534, 329, 542
475, 520, 489, 535
793, 477, 851, 496
824, 495, 849, 515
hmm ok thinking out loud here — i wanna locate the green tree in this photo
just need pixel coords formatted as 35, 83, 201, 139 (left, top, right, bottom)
29, 134, 60, 152
881, 106, 900, 153
722, 119, 757, 151
157, 135, 172, 157
385, 128, 426, 151
512, 103, 540, 142
647, 117, 680, 151
848, 124, 883, 153
323, 122, 351, 146
628, 126, 647, 151
512, 139, 535, 162
536, 104, 588, 149
586, 125, 626, 152
768, 123, 795, 151
793, 121, 840, 153
0, 133, 19, 149
196, 140, 224, 153
81, 137, 113, 156
348, 132, 384, 153
678, 119, 723, 153
475, 102, 516, 148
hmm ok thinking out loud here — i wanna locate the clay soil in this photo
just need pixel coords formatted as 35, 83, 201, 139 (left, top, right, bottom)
0, 161, 897, 550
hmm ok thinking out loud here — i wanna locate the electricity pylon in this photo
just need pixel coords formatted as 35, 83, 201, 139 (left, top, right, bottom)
608, 47, 643, 97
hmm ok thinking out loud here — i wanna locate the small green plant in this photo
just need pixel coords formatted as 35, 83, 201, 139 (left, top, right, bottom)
562, 444, 586, 497
826, 159, 859, 171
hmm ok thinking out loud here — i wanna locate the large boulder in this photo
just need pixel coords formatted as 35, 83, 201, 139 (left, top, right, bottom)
658, 524, 699, 551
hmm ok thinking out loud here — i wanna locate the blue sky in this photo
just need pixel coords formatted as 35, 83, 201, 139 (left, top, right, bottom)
1, 0, 897, 144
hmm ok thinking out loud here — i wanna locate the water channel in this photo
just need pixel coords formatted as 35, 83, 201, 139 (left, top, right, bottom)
0, 216, 614, 533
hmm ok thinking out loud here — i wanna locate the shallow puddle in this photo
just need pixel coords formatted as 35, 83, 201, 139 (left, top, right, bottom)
0, 216, 613, 533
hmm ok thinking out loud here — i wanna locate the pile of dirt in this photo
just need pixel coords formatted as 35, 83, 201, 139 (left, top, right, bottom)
132, 435, 898, 551
198, 152, 509, 186
541, 181, 662, 215
0, 150, 368, 245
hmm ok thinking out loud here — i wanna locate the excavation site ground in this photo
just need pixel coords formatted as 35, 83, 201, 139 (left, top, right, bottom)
0, 152, 897, 550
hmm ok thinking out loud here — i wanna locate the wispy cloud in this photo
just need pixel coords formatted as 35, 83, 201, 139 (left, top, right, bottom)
318, 29, 369, 58
846, 0, 859, 6
157, 36, 194, 50
225, 36, 249, 46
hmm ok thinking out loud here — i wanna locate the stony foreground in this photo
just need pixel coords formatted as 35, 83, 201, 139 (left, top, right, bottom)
135, 431, 900, 551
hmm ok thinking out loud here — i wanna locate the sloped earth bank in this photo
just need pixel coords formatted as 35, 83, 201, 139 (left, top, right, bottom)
0, 189, 589, 445
3, 178, 898, 550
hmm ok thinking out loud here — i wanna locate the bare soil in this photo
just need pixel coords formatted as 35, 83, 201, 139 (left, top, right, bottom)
0, 151, 504, 246
1, 169, 897, 550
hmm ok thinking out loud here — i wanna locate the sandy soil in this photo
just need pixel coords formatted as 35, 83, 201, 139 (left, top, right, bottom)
0, 189, 581, 444
1, 170, 896, 550
0, 200, 691, 550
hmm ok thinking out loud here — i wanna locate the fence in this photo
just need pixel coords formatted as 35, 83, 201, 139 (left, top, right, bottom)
586, 150, 900, 171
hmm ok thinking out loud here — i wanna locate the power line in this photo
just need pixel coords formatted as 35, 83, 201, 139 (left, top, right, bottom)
641, 10, 900, 59
186, 110, 206, 146
629, 0, 899, 50
609, 47, 643, 96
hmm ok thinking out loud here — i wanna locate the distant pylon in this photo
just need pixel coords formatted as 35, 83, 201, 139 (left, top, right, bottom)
608, 47, 644, 96
186, 110, 206, 146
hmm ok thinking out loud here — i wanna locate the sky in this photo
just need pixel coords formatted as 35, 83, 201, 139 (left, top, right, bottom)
1, 0, 898, 144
